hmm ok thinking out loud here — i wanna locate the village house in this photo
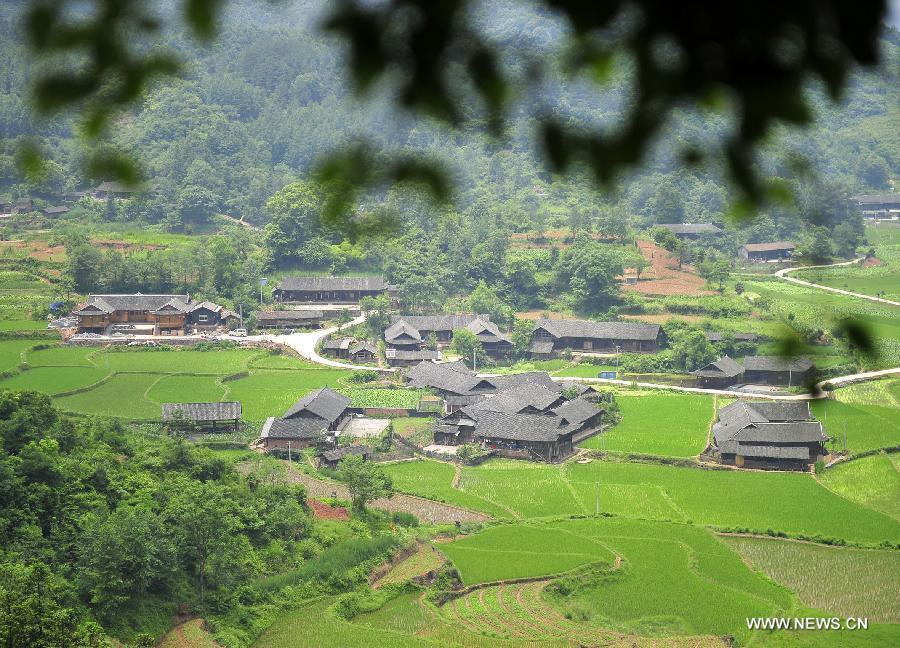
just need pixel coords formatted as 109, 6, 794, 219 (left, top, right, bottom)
74, 293, 197, 335
188, 301, 237, 329
386, 348, 442, 367
93, 181, 142, 199
705, 331, 759, 344
161, 401, 242, 433
0, 198, 33, 215
738, 241, 796, 262
854, 192, 900, 220
348, 341, 378, 363
691, 356, 745, 389
656, 223, 722, 239
259, 388, 351, 451
256, 310, 323, 329
743, 356, 814, 386
384, 314, 513, 359
273, 276, 397, 305
318, 445, 372, 470
433, 381, 603, 462
322, 337, 354, 358
42, 205, 70, 217
529, 318, 661, 358
712, 400, 828, 470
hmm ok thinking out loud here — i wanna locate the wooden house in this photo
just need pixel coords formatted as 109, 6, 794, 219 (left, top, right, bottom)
713, 401, 828, 470
318, 445, 372, 470
738, 241, 796, 262
256, 310, 323, 329
743, 356, 814, 386
259, 388, 351, 451
43, 205, 70, 217
691, 356, 744, 389
705, 331, 759, 344
161, 401, 241, 433
386, 348, 442, 367
348, 341, 378, 363
93, 181, 141, 199
322, 337, 354, 358
188, 301, 236, 329
656, 223, 722, 239
384, 314, 512, 359
529, 318, 660, 358
854, 193, 900, 220
273, 276, 396, 305
73, 294, 192, 335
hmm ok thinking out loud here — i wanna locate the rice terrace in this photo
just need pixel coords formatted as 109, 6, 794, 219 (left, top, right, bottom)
1, 2, 900, 648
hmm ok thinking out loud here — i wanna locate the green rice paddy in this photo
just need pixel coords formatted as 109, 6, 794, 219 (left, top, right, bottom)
818, 453, 900, 520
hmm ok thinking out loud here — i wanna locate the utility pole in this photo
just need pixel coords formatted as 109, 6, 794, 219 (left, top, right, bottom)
259, 277, 267, 306
473, 347, 476, 371
595, 481, 600, 516
287, 440, 292, 466
239, 303, 244, 328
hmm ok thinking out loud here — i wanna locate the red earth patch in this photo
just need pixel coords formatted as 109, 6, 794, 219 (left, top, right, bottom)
309, 498, 349, 520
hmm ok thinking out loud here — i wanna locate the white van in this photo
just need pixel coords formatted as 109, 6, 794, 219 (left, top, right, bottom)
230, 328, 248, 337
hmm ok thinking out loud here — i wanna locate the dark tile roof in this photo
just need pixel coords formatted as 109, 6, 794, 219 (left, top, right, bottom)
277, 276, 387, 291
43, 205, 69, 214
389, 313, 485, 332
713, 400, 826, 451
384, 319, 423, 343
534, 318, 660, 342
154, 298, 191, 314
691, 356, 744, 379
466, 411, 576, 443
484, 372, 562, 394
466, 318, 512, 344
529, 340, 555, 354
74, 293, 191, 314
550, 398, 601, 425
741, 241, 796, 253
321, 445, 372, 462
743, 356, 813, 372
162, 401, 241, 421
719, 443, 810, 460
261, 416, 326, 440
349, 342, 378, 355
323, 337, 353, 351
657, 223, 722, 235
389, 349, 441, 361
465, 384, 562, 415
404, 361, 477, 394
283, 387, 351, 423
190, 300, 224, 313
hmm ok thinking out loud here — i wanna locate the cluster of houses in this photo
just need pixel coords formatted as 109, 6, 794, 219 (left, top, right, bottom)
853, 192, 900, 220
692, 355, 815, 389
1, 181, 149, 221
73, 293, 236, 336
657, 223, 796, 263
384, 314, 512, 366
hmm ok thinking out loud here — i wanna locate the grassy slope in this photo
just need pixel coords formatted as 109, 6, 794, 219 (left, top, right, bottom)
818, 453, 900, 520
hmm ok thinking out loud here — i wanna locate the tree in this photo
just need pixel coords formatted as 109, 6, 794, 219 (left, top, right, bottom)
832, 221, 863, 258
360, 293, 392, 339
800, 227, 834, 264
449, 328, 489, 369
633, 256, 650, 280
670, 329, 717, 371
336, 454, 393, 512
700, 260, 731, 292
177, 185, 218, 227
468, 280, 513, 327
555, 237, 623, 314
511, 317, 535, 357
264, 180, 327, 265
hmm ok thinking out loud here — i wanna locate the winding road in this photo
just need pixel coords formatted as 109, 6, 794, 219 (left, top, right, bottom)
232, 257, 899, 399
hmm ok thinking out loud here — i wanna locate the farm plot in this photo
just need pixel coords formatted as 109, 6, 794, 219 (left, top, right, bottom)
0, 366, 109, 395
101, 349, 258, 374
566, 461, 900, 545
25, 344, 97, 367
373, 543, 445, 589
0, 320, 47, 331
725, 536, 900, 623
248, 352, 322, 370
54, 373, 165, 419
0, 339, 42, 372
147, 374, 227, 404
223, 368, 350, 421
457, 460, 583, 518
341, 388, 422, 409
578, 391, 714, 457
818, 453, 900, 520
440, 523, 616, 584
382, 460, 511, 519
810, 399, 900, 455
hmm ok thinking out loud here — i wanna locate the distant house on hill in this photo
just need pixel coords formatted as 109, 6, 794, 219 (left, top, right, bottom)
385, 314, 512, 359
743, 356, 814, 386
529, 318, 660, 358
273, 276, 396, 305
656, 223, 722, 239
256, 310, 323, 329
712, 400, 828, 470
93, 181, 144, 199
705, 331, 759, 344
0, 198, 33, 215
691, 356, 744, 389
73, 293, 197, 335
259, 387, 351, 451
853, 193, 900, 220
43, 205, 69, 217
739, 241, 796, 262
161, 401, 241, 433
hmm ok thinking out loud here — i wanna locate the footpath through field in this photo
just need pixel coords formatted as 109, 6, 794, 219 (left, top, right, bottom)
774, 257, 900, 307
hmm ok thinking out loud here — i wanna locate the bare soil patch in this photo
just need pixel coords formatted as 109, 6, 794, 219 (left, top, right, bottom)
622, 240, 715, 297
862, 257, 884, 268
308, 498, 349, 520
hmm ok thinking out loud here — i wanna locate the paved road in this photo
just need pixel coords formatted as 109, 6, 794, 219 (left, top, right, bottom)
226, 314, 396, 372
775, 258, 900, 307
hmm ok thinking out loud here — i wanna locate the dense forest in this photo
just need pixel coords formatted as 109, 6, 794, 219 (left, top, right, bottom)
0, 2, 897, 315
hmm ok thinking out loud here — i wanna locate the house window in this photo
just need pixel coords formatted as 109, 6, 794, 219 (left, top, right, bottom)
198, 314, 209, 323
583, 340, 592, 350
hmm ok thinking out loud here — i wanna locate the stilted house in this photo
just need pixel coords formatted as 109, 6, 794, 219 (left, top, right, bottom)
384, 314, 512, 358
161, 402, 242, 433
739, 241, 796, 262
743, 356, 814, 386
348, 342, 378, 363
259, 388, 351, 451
657, 223, 722, 239
691, 356, 744, 389
273, 276, 396, 305
712, 401, 828, 470
322, 337, 354, 358
188, 301, 237, 329
73, 293, 194, 335
529, 319, 661, 358
386, 348, 442, 367
256, 310, 324, 329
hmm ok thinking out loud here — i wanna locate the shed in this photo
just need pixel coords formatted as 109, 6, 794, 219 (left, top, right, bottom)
318, 445, 373, 470
161, 401, 241, 432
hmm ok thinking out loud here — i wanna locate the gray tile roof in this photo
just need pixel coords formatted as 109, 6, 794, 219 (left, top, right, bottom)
283, 387, 351, 423
534, 318, 660, 342
465, 384, 562, 415
467, 411, 576, 443
349, 342, 378, 355
190, 300, 224, 313
466, 318, 512, 344
404, 361, 477, 394
257, 310, 324, 321
389, 313, 485, 332
384, 320, 423, 343
154, 298, 191, 314
657, 223, 722, 235
743, 356, 813, 372
484, 372, 562, 394
551, 398, 601, 425
75, 293, 191, 314
321, 445, 372, 462
278, 276, 387, 291
390, 349, 441, 361
261, 416, 327, 440
713, 400, 826, 452
741, 241, 796, 253
161, 401, 241, 421
718, 443, 810, 460
705, 331, 759, 342
691, 356, 744, 378
323, 337, 353, 350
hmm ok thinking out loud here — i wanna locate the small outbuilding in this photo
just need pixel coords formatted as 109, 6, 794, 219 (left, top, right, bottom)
739, 241, 796, 262
743, 356, 814, 386
259, 387, 351, 451
161, 401, 242, 433
691, 356, 745, 389
318, 445, 372, 470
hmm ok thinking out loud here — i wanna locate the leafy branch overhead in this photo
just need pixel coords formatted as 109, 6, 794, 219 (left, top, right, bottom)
23, 0, 889, 208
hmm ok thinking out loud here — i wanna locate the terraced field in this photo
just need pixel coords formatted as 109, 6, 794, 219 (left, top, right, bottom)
818, 453, 900, 520
578, 391, 714, 457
